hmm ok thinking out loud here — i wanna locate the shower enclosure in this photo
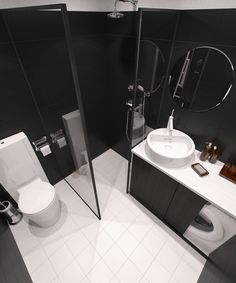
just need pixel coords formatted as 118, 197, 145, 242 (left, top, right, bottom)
0, 5, 101, 218
126, 8, 179, 191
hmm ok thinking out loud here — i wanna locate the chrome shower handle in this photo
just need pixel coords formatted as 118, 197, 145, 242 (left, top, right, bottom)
126, 99, 133, 108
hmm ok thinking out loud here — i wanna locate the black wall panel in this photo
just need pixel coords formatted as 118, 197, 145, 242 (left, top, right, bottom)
158, 9, 236, 164
0, 217, 32, 283
0, 13, 61, 184
139, 10, 179, 129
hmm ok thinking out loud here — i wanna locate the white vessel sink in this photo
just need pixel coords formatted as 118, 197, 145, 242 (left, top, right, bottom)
146, 128, 195, 168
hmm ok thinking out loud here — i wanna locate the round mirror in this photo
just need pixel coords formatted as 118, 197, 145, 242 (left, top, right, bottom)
138, 40, 165, 94
169, 46, 234, 111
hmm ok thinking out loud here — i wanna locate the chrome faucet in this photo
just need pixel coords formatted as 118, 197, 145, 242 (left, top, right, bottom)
167, 109, 174, 136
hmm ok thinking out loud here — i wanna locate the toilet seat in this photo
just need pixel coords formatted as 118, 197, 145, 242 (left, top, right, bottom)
187, 205, 224, 241
18, 178, 55, 215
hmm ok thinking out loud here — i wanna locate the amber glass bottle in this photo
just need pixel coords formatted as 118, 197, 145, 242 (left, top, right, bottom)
200, 142, 213, 161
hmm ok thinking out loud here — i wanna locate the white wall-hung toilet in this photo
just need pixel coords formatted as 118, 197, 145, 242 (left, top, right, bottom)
0, 132, 60, 227
18, 178, 60, 227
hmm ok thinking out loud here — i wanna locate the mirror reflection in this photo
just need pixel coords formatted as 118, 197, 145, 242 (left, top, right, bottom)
138, 40, 165, 94
169, 46, 234, 112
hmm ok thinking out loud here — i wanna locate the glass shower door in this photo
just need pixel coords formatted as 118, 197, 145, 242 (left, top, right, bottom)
2, 5, 101, 218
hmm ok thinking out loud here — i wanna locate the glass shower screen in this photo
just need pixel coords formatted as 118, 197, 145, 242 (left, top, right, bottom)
2, 5, 101, 218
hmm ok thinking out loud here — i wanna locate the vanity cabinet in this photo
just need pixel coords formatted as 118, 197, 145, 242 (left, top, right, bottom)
130, 155, 177, 219
130, 155, 207, 234
164, 183, 206, 234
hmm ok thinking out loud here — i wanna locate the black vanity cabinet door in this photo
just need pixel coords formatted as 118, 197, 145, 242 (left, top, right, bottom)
130, 155, 178, 219
164, 184, 207, 234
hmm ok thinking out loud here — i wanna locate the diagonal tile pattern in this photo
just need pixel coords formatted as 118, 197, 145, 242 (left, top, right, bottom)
10, 149, 206, 282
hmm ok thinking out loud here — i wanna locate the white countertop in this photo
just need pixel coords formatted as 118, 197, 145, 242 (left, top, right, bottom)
132, 140, 236, 219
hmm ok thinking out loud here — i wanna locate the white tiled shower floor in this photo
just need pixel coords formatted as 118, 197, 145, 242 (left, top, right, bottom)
10, 149, 206, 283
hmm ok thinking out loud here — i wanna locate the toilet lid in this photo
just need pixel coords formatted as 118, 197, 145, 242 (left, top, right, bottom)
18, 179, 55, 214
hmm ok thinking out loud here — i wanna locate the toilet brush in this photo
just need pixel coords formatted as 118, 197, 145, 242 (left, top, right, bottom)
0, 200, 23, 225
0, 201, 7, 210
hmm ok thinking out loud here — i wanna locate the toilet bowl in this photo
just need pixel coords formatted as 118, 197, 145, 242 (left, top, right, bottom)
18, 178, 60, 227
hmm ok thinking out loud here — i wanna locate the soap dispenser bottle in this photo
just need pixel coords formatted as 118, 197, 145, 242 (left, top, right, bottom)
209, 146, 220, 164
200, 142, 213, 161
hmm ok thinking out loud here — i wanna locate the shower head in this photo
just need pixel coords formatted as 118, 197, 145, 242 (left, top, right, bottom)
107, 9, 124, 19
107, 0, 138, 19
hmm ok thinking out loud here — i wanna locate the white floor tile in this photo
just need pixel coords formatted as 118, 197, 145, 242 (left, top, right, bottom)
139, 277, 149, 283
49, 244, 74, 275
141, 227, 167, 257
23, 246, 48, 273
51, 276, 61, 283
104, 221, 127, 241
145, 259, 171, 283
31, 260, 57, 283
42, 236, 65, 258
169, 277, 179, 283
92, 229, 114, 256
30, 224, 58, 242
16, 234, 40, 257
76, 244, 101, 275
103, 244, 127, 274
55, 180, 76, 203
116, 230, 139, 257
128, 222, 152, 242
116, 259, 143, 283
59, 259, 85, 283
56, 214, 78, 239
105, 197, 126, 216
11, 149, 204, 283
156, 237, 186, 273
64, 230, 90, 257
126, 199, 143, 216
129, 244, 154, 274
115, 207, 138, 229
100, 206, 115, 221
173, 260, 200, 283
182, 246, 206, 274
136, 209, 156, 226
87, 259, 114, 283
32, 226, 64, 257
110, 276, 120, 283
81, 222, 103, 243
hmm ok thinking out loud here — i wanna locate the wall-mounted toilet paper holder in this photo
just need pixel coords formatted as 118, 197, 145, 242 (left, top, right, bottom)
50, 129, 67, 148
32, 136, 50, 151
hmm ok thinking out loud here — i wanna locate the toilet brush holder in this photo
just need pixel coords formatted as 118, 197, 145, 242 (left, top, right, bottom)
0, 201, 23, 225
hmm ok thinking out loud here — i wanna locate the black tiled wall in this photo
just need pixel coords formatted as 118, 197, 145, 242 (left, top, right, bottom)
158, 9, 236, 164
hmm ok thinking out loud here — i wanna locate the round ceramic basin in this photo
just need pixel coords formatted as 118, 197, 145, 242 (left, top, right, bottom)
146, 128, 195, 168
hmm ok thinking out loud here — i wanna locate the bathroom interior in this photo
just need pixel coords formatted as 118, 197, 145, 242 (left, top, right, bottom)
0, 0, 236, 282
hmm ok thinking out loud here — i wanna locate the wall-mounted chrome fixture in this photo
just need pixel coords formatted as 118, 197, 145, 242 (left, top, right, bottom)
32, 136, 50, 151
128, 84, 150, 97
50, 129, 67, 148
107, 0, 138, 19
32, 136, 52, 156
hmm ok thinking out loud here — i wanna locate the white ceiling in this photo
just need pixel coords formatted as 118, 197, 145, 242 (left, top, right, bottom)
1, 0, 236, 11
